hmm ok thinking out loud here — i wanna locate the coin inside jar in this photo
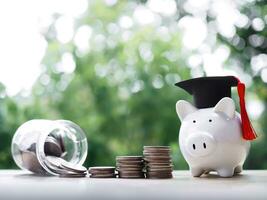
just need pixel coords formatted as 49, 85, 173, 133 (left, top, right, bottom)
18, 133, 88, 177
45, 156, 87, 177
12, 119, 88, 177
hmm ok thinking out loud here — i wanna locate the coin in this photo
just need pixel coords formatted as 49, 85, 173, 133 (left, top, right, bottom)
60, 161, 87, 173
117, 162, 144, 166
118, 172, 145, 178
60, 173, 87, 178
119, 175, 144, 178
89, 166, 115, 171
21, 151, 47, 174
119, 170, 144, 175
53, 134, 66, 153
44, 136, 64, 157
146, 174, 173, 179
119, 174, 145, 178
88, 166, 115, 174
18, 132, 85, 177
116, 156, 143, 161
88, 166, 116, 178
90, 174, 116, 178
116, 160, 144, 165
46, 156, 64, 167
143, 152, 171, 156
116, 156, 144, 179
143, 146, 173, 179
89, 171, 116, 175
145, 161, 173, 165
117, 166, 143, 171
143, 147, 170, 152
144, 146, 170, 149
45, 155, 87, 177
144, 156, 172, 161
147, 166, 173, 171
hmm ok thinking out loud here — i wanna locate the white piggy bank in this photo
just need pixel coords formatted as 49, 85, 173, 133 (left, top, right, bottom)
176, 97, 250, 177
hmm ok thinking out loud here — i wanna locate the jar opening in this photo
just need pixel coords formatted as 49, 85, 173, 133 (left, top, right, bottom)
36, 120, 88, 175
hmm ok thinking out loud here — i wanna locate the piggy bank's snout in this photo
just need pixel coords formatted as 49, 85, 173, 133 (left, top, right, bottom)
185, 132, 216, 157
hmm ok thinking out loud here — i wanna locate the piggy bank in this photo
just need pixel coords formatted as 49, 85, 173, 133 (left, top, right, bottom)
176, 97, 250, 177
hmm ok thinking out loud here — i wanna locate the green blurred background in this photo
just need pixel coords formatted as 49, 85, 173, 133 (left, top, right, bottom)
0, 0, 267, 169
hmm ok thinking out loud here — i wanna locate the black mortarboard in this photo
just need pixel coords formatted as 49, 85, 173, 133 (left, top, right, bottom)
175, 76, 238, 109
175, 76, 257, 141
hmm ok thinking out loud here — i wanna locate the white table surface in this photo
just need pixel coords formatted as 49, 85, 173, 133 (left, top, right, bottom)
0, 170, 266, 200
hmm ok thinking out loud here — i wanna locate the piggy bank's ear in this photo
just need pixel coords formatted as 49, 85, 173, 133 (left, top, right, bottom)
176, 100, 197, 121
214, 97, 235, 119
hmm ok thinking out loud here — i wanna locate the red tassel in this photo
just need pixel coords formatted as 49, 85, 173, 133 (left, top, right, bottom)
235, 77, 257, 140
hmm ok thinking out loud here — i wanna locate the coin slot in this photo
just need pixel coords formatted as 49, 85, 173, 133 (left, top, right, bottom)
193, 144, 196, 150
203, 143, 206, 149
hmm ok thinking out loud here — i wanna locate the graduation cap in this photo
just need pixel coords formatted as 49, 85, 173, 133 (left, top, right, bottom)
175, 76, 257, 141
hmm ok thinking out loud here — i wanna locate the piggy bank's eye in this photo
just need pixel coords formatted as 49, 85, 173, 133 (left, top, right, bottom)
209, 119, 212, 122
193, 120, 196, 123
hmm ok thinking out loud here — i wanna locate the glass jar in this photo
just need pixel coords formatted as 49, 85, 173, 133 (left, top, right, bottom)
11, 119, 88, 176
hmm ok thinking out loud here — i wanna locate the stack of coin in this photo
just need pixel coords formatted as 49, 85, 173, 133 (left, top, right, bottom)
88, 167, 116, 178
143, 146, 173, 179
46, 156, 88, 178
116, 156, 144, 178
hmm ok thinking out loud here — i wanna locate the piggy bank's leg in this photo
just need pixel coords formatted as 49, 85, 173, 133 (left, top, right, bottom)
217, 168, 235, 178
234, 165, 242, 174
190, 167, 204, 177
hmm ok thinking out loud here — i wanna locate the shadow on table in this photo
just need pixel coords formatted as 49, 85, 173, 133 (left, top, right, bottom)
14, 173, 52, 179
200, 172, 243, 179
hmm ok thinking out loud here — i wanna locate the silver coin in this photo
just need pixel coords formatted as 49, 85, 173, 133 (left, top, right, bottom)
21, 151, 47, 174
116, 156, 143, 161
118, 175, 145, 178
60, 160, 87, 173
89, 166, 115, 170
60, 173, 87, 178
88, 167, 115, 174
90, 174, 116, 178
45, 156, 87, 176
143, 146, 171, 149
46, 156, 65, 167
44, 136, 63, 157
56, 166, 87, 175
